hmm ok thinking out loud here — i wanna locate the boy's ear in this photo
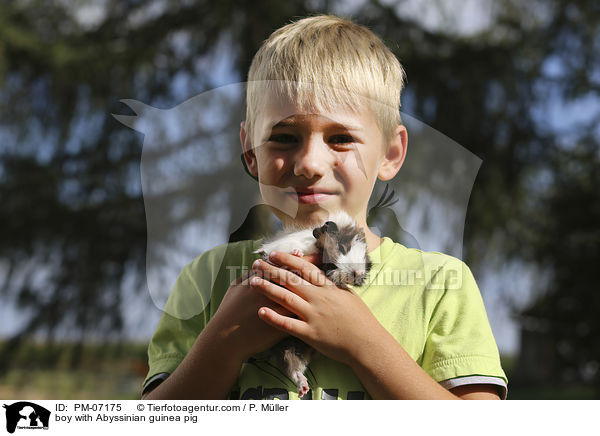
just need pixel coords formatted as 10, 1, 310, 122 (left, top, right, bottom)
378, 124, 408, 181
240, 121, 259, 179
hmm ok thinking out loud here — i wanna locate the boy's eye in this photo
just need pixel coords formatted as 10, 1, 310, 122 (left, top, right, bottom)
330, 135, 354, 143
267, 133, 356, 149
329, 135, 356, 148
268, 134, 297, 144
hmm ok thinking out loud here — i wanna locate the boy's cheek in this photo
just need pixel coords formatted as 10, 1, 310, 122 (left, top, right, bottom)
255, 148, 287, 170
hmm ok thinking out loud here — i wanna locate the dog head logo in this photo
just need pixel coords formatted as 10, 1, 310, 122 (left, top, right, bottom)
3, 402, 50, 433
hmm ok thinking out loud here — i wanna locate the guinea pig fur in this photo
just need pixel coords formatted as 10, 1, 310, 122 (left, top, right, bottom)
253, 210, 372, 289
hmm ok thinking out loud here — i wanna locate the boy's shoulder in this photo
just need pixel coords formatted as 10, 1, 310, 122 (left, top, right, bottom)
375, 237, 477, 296
377, 237, 468, 273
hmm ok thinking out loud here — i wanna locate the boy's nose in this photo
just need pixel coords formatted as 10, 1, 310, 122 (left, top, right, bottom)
293, 136, 330, 178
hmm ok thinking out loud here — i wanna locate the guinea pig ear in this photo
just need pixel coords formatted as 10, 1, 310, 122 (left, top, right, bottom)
312, 227, 323, 239
324, 221, 339, 235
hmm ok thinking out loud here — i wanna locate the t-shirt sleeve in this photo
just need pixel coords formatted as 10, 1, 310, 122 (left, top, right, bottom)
143, 245, 222, 389
142, 240, 256, 396
142, 261, 212, 393
420, 258, 508, 399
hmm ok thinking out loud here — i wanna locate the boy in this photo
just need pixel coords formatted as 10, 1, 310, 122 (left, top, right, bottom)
142, 14, 507, 400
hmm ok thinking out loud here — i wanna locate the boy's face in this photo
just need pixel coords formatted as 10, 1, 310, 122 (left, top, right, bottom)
241, 97, 406, 228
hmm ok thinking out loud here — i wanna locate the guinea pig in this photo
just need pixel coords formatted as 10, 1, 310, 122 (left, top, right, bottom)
252, 210, 372, 397
253, 210, 372, 289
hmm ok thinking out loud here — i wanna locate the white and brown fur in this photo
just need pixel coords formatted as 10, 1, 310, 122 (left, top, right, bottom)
253, 211, 372, 397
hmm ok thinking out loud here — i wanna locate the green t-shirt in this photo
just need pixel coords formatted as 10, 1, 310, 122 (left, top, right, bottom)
144, 237, 508, 400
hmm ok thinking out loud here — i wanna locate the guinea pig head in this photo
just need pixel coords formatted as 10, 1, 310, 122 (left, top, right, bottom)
313, 221, 371, 287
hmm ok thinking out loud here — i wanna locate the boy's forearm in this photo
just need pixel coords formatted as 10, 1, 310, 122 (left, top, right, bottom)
142, 321, 243, 400
348, 326, 459, 400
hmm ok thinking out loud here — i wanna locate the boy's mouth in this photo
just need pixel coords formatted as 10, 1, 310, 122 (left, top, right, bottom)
288, 189, 337, 204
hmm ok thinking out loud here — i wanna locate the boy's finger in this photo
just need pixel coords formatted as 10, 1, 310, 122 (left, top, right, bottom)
257, 307, 310, 339
269, 303, 295, 318
267, 251, 327, 287
250, 275, 310, 319
251, 259, 314, 299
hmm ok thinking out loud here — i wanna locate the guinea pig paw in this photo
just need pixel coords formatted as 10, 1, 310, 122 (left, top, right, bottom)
298, 384, 310, 398
292, 371, 309, 398
291, 249, 304, 257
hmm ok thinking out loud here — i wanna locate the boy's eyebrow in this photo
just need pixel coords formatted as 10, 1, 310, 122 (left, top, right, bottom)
270, 117, 364, 132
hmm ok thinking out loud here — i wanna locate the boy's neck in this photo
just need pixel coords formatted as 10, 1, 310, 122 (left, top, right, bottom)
355, 215, 383, 253
364, 229, 384, 253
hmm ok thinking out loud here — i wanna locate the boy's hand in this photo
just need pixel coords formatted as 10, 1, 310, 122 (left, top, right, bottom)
209, 252, 321, 363
208, 268, 293, 362
250, 251, 386, 367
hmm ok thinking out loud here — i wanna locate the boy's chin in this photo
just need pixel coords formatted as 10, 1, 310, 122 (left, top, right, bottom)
270, 205, 348, 228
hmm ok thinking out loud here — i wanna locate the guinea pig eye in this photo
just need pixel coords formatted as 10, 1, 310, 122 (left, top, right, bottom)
338, 242, 347, 255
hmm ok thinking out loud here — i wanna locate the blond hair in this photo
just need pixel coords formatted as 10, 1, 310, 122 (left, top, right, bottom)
245, 14, 406, 148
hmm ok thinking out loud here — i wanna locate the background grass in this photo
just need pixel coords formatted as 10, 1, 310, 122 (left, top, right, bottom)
0, 340, 148, 400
